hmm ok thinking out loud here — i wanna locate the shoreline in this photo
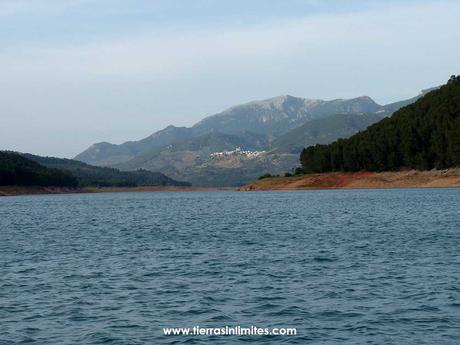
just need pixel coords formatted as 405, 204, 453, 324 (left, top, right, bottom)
0, 185, 229, 197
238, 169, 460, 191
2, 170, 460, 196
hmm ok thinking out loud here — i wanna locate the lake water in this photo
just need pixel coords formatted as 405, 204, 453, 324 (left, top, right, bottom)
1, 189, 459, 344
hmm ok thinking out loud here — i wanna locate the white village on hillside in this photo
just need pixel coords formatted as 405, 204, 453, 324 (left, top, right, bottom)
210, 147, 266, 159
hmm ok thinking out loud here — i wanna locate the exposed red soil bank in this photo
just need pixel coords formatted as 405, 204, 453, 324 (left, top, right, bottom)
238, 169, 460, 191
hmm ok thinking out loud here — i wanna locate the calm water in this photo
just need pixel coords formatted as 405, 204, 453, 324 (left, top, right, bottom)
0, 189, 459, 344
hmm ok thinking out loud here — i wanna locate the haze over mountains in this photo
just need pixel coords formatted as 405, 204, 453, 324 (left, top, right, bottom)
76, 89, 434, 186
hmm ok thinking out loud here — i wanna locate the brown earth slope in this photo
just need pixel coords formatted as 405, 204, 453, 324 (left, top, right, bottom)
238, 169, 460, 191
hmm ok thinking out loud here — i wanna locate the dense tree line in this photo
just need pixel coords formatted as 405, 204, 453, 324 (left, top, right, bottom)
300, 76, 460, 173
0, 151, 190, 187
21, 154, 190, 187
0, 151, 78, 187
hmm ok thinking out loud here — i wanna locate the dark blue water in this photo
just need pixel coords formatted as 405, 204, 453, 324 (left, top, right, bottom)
1, 189, 459, 344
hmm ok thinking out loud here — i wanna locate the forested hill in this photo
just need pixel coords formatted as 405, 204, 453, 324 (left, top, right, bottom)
300, 76, 460, 173
22, 153, 191, 187
0, 151, 190, 187
0, 151, 78, 187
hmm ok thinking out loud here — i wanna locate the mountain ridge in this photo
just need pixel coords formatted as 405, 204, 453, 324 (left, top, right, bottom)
74, 88, 435, 186
75, 92, 421, 168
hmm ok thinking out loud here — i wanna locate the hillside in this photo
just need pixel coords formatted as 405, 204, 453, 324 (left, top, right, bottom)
114, 131, 267, 171
192, 95, 381, 137
74, 89, 429, 186
75, 126, 195, 166
271, 113, 384, 153
168, 152, 298, 187
0, 151, 78, 187
300, 76, 460, 173
23, 154, 190, 187
112, 131, 296, 186
75, 94, 403, 167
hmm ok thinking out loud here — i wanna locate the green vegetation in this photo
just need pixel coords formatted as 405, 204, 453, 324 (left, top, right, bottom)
258, 173, 274, 180
22, 154, 191, 187
0, 151, 78, 187
0, 151, 189, 188
112, 131, 297, 187
300, 76, 460, 173
76, 90, 425, 186
271, 113, 383, 153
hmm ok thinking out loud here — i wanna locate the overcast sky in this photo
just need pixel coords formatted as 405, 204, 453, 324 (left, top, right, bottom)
1, 0, 459, 157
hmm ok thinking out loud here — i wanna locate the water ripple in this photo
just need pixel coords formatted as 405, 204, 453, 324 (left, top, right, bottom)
0, 189, 459, 344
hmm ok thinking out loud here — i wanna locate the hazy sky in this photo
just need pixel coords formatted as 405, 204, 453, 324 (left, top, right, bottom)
1, 0, 459, 157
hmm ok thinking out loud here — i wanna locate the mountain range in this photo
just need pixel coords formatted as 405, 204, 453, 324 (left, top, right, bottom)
75, 89, 435, 186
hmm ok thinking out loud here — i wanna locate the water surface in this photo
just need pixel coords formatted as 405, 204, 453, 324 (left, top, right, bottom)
1, 189, 459, 344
